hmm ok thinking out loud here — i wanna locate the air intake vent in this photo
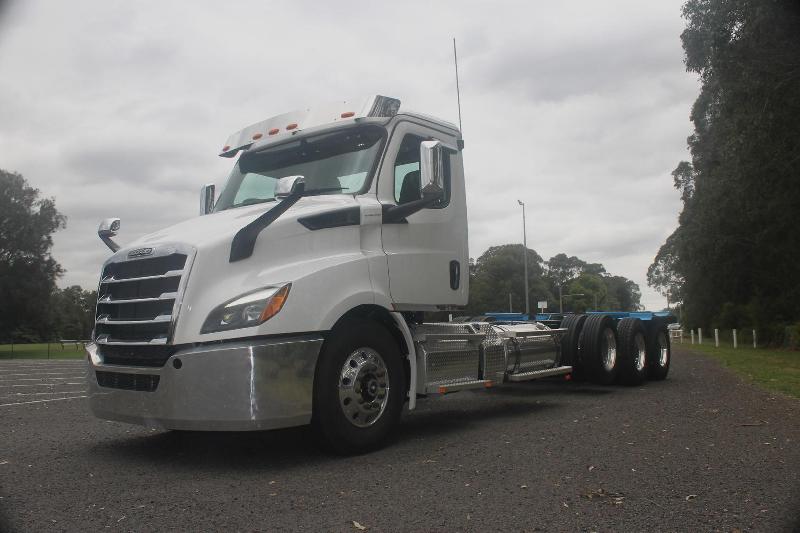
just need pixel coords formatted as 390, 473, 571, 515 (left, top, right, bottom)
96, 371, 160, 392
93, 245, 194, 365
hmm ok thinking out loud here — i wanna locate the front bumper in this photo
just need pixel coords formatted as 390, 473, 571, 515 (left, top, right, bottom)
86, 335, 323, 431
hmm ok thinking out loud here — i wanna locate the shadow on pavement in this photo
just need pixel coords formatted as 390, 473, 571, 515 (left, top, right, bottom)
88, 394, 561, 470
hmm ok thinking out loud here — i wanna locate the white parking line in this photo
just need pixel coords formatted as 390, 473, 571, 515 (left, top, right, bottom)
0, 366, 85, 371
0, 376, 85, 382
0, 382, 85, 388
0, 372, 87, 377
0, 390, 86, 397
0, 395, 88, 407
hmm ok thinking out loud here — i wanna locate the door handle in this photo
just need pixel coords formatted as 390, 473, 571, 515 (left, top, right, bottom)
449, 260, 460, 290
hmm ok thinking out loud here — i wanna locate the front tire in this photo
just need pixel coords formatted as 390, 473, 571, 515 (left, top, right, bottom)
312, 318, 405, 454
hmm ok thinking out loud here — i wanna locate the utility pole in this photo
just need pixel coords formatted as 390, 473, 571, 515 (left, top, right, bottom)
559, 285, 563, 313
518, 200, 529, 317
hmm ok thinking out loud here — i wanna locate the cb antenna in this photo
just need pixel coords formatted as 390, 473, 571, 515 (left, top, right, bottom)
453, 37, 463, 132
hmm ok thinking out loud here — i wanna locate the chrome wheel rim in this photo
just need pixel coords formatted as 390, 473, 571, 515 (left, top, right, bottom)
338, 347, 389, 428
634, 332, 646, 372
601, 328, 617, 372
658, 332, 669, 367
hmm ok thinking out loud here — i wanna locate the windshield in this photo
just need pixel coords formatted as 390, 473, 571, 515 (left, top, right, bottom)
214, 126, 385, 211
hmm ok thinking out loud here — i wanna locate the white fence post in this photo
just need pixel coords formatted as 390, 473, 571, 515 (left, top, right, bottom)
714, 329, 719, 347
753, 329, 757, 348
733, 329, 737, 349
691, 330, 695, 344
699, 328, 703, 345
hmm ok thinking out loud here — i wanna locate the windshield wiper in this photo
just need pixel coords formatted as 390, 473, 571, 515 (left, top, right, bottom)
300, 187, 344, 196
227, 197, 277, 210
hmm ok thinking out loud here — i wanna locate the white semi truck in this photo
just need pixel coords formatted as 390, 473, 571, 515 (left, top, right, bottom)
87, 95, 672, 453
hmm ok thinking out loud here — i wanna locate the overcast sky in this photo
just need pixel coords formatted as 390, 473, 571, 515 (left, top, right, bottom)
0, 0, 698, 311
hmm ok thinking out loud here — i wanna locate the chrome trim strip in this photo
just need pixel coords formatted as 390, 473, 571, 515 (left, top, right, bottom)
98, 293, 177, 304
167, 248, 196, 344
100, 270, 184, 284
96, 315, 172, 325
95, 335, 168, 346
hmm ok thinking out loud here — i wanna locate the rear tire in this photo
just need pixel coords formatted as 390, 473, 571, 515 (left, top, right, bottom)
559, 314, 587, 379
646, 324, 671, 381
312, 318, 405, 454
616, 318, 648, 386
579, 314, 619, 385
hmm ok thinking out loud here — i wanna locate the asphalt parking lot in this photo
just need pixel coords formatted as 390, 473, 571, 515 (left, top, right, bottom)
1, 348, 798, 532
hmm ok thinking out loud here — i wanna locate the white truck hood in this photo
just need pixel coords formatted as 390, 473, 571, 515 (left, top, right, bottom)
127, 194, 359, 250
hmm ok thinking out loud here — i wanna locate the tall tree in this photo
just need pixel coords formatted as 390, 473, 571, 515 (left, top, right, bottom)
466, 246, 641, 315
466, 244, 550, 315
649, 0, 800, 332
0, 170, 66, 341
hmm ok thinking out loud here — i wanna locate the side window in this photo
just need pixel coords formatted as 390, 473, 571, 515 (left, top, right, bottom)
393, 134, 451, 208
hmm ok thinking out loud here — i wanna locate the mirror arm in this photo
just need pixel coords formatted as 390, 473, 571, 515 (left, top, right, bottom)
382, 191, 442, 224
99, 235, 120, 253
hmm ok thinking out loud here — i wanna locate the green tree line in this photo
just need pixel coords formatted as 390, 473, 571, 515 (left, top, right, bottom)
0, 169, 96, 343
648, 0, 800, 341
466, 245, 641, 316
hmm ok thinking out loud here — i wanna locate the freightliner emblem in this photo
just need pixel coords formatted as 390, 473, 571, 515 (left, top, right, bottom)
128, 247, 154, 258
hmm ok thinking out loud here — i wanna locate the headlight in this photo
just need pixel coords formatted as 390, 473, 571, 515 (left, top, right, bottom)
201, 283, 291, 333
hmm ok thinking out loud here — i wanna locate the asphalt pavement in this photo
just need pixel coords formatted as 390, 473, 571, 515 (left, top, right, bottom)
1, 347, 798, 532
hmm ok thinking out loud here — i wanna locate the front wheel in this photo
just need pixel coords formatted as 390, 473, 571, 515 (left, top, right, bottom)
312, 318, 406, 454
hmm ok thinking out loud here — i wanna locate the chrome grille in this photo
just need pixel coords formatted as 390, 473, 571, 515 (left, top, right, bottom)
93, 246, 194, 360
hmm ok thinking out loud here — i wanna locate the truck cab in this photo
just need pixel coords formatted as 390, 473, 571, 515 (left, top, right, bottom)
87, 96, 670, 453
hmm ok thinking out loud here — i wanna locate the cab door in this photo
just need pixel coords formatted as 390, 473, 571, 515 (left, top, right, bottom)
378, 121, 468, 309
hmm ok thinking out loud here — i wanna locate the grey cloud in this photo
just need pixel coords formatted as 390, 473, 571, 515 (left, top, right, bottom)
0, 0, 698, 310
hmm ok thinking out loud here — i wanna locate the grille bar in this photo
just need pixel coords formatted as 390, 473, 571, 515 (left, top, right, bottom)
95, 335, 168, 346
101, 270, 183, 284
98, 293, 177, 304
96, 315, 172, 325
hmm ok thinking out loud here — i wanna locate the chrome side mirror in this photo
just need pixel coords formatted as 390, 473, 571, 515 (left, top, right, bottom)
98, 218, 121, 252
420, 140, 445, 199
275, 175, 306, 198
200, 183, 215, 215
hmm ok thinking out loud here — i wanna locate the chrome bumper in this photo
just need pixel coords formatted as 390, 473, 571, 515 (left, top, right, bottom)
86, 335, 323, 431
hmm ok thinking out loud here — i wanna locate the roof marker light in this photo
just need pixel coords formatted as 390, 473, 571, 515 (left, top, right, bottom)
222, 145, 230, 151
252, 133, 263, 140
341, 111, 355, 118
286, 123, 298, 131
268, 128, 280, 135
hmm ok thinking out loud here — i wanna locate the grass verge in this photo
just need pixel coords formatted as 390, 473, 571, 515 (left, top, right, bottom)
681, 343, 800, 399
0, 343, 86, 360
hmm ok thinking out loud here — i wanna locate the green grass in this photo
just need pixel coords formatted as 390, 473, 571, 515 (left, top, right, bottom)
0, 342, 87, 360
682, 342, 800, 399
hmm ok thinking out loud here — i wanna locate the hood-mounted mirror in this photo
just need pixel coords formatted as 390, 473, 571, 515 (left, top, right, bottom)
98, 218, 121, 252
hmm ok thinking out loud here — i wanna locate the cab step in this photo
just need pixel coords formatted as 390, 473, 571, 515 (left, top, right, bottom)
426, 379, 494, 395
506, 366, 572, 382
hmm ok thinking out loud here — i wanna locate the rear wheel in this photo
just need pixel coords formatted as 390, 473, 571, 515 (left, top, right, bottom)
646, 325, 671, 381
579, 314, 619, 385
559, 314, 587, 379
312, 318, 405, 454
616, 318, 648, 386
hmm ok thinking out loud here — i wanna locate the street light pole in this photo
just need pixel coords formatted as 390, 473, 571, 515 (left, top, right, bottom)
518, 200, 529, 317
